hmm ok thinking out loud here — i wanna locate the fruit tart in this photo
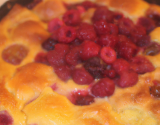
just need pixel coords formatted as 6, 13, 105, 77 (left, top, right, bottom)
0, 0, 160, 124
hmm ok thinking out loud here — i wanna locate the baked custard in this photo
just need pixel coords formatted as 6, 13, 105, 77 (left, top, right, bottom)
0, 0, 160, 124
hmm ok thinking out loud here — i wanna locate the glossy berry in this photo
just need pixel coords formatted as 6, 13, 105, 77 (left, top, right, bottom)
84, 57, 106, 79
57, 26, 76, 43
100, 47, 116, 64
113, 58, 130, 74
97, 34, 118, 48
65, 46, 82, 66
42, 38, 58, 51
54, 65, 71, 81
116, 70, 138, 88
103, 69, 116, 79
72, 68, 94, 85
94, 20, 110, 35
118, 18, 134, 36
80, 41, 101, 60
47, 44, 69, 67
92, 6, 114, 23
48, 18, 64, 33
0, 111, 13, 125
91, 78, 115, 97
63, 9, 81, 26
77, 23, 97, 41
35, 52, 49, 65
109, 23, 119, 35
130, 56, 155, 74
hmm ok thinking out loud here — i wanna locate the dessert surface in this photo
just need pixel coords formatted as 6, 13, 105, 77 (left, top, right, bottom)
0, 0, 160, 125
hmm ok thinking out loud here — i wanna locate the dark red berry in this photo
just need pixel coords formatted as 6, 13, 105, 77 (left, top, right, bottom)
63, 9, 81, 26
137, 17, 155, 33
57, 26, 76, 43
65, 46, 82, 66
92, 6, 114, 23
84, 57, 106, 79
103, 69, 116, 79
150, 85, 160, 98
130, 56, 155, 74
42, 38, 58, 51
94, 20, 110, 35
80, 41, 101, 60
109, 23, 119, 35
77, 23, 97, 41
97, 34, 118, 48
144, 43, 160, 56
47, 44, 69, 67
118, 18, 134, 36
72, 92, 94, 105
81, 1, 97, 10
72, 68, 94, 85
35, 52, 49, 65
0, 111, 13, 125
100, 47, 116, 64
113, 58, 130, 74
48, 18, 64, 33
117, 41, 138, 60
91, 78, 115, 97
115, 70, 138, 88
136, 35, 151, 47
54, 65, 71, 81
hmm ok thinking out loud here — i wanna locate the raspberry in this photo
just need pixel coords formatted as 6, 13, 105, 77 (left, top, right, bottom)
72, 68, 94, 85
117, 41, 138, 60
137, 17, 155, 33
77, 23, 97, 41
109, 23, 119, 35
116, 70, 138, 88
103, 69, 116, 79
97, 34, 118, 48
47, 44, 69, 67
136, 35, 151, 47
63, 9, 80, 26
35, 52, 49, 65
72, 92, 94, 106
48, 18, 64, 33
144, 43, 160, 56
94, 20, 110, 35
65, 46, 82, 66
91, 78, 115, 97
118, 18, 134, 36
54, 65, 71, 81
84, 57, 106, 79
57, 26, 76, 43
92, 6, 114, 23
113, 12, 124, 20
81, 1, 97, 10
42, 38, 58, 51
113, 58, 130, 74
0, 111, 13, 125
80, 41, 101, 60
100, 47, 117, 64
130, 56, 155, 74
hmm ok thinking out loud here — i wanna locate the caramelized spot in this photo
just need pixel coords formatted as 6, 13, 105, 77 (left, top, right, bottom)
144, 43, 160, 56
150, 85, 160, 98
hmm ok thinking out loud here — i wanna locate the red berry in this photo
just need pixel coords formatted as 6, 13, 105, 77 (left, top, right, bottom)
48, 18, 64, 33
91, 78, 115, 97
80, 41, 101, 60
35, 52, 49, 65
103, 69, 116, 79
92, 6, 114, 23
130, 56, 155, 74
42, 38, 58, 51
109, 23, 119, 35
118, 18, 134, 36
47, 44, 69, 67
0, 111, 13, 125
77, 23, 97, 41
136, 35, 151, 47
97, 34, 118, 48
57, 26, 76, 43
65, 46, 82, 66
113, 58, 130, 74
94, 20, 110, 35
72, 68, 94, 85
100, 47, 116, 64
116, 70, 138, 88
63, 9, 81, 26
54, 65, 71, 81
